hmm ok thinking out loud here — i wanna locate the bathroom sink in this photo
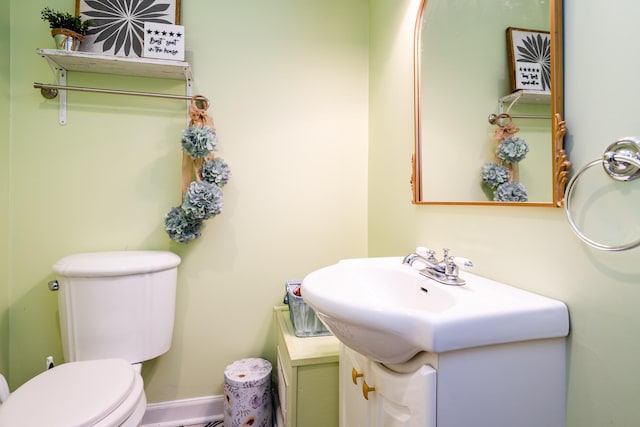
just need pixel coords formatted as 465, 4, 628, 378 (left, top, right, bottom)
301, 257, 569, 364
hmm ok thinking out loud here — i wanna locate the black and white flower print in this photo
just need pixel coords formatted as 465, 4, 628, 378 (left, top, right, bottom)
516, 32, 551, 92
79, 0, 176, 57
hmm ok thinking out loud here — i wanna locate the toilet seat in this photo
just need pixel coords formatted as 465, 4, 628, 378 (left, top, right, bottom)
0, 358, 146, 427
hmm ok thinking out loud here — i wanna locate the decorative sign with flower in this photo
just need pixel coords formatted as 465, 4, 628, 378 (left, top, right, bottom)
506, 27, 551, 94
76, 0, 180, 57
164, 96, 231, 243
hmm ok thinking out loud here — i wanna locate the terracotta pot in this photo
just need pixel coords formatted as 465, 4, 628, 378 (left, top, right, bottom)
51, 28, 84, 51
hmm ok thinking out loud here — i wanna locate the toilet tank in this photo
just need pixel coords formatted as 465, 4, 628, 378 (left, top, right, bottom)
52, 251, 181, 363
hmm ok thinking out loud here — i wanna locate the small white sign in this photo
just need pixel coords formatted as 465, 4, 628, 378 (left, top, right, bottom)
516, 62, 544, 92
143, 23, 185, 61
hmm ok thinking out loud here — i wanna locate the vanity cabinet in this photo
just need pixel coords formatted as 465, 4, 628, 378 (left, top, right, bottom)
273, 306, 339, 427
340, 338, 567, 427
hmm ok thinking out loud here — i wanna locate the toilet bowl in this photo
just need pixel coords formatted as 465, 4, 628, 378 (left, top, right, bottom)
0, 359, 145, 427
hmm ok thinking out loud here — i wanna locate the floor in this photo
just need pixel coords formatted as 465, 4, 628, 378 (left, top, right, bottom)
184, 422, 223, 427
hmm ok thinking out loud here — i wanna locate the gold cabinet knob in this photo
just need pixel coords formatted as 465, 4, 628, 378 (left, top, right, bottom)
362, 380, 375, 400
351, 368, 363, 385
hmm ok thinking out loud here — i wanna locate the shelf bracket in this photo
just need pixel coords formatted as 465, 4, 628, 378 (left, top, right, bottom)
498, 92, 523, 115
186, 77, 193, 121
58, 69, 67, 126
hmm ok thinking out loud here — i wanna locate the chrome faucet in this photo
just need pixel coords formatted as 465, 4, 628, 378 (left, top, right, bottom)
402, 247, 473, 286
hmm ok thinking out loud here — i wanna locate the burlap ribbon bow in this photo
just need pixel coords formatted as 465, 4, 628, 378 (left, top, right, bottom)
492, 113, 520, 141
181, 95, 214, 196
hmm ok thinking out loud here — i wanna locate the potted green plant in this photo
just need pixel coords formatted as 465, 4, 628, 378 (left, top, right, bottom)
41, 7, 94, 51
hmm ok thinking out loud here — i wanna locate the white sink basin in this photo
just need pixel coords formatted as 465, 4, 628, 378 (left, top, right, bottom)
301, 257, 569, 364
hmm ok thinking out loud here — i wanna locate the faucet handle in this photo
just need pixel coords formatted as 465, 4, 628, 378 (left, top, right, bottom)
416, 246, 436, 259
451, 257, 473, 270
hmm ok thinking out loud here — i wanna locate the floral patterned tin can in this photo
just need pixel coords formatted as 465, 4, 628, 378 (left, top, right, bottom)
224, 358, 273, 427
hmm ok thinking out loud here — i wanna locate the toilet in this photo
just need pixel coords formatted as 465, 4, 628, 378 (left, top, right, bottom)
0, 250, 181, 427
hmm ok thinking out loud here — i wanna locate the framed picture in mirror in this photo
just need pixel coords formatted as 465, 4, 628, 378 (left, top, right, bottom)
75, 0, 181, 57
506, 27, 551, 94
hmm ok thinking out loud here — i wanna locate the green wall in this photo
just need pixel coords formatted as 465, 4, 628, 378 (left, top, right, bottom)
1, 0, 10, 378
6, 0, 368, 402
6, 0, 640, 426
368, 0, 640, 426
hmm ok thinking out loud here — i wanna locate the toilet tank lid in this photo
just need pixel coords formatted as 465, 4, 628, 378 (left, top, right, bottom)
53, 251, 181, 277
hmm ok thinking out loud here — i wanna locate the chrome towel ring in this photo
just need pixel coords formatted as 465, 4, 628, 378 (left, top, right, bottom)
564, 137, 640, 251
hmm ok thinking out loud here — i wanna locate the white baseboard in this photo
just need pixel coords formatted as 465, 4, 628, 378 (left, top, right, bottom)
140, 395, 224, 427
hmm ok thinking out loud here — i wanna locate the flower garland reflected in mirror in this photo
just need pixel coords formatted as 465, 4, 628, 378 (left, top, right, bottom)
481, 114, 529, 202
164, 95, 231, 243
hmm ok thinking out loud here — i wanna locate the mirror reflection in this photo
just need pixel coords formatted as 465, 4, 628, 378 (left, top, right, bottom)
412, 0, 569, 206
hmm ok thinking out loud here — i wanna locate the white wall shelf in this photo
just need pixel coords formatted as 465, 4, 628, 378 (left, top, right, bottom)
489, 89, 552, 123
35, 48, 194, 125
499, 89, 550, 106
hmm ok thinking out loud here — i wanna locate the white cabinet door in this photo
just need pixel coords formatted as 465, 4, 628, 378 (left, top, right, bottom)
341, 345, 437, 427
368, 361, 436, 427
340, 345, 371, 427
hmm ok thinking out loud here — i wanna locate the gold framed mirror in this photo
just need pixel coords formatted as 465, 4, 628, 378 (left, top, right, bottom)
411, 0, 570, 206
